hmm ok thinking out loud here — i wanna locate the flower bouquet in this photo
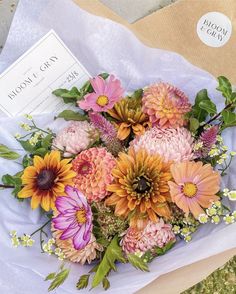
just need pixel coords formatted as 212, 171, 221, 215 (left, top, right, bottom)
1, 72, 236, 291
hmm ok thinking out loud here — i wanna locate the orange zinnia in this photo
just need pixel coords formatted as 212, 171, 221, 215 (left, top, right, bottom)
18, 151, 76, 211
105, 148, 172, 229
107, 97, 151, 140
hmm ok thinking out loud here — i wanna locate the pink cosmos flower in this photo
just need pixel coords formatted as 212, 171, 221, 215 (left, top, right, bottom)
79, 75, 124, 112
168, 161, 220, 218
53, 186, 92, 250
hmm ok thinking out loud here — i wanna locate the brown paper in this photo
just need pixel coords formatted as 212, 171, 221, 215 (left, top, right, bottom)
74, 0, 236, 292
76, 0, 236, 84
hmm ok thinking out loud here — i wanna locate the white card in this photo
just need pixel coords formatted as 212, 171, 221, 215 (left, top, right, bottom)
0, 30, 91, 117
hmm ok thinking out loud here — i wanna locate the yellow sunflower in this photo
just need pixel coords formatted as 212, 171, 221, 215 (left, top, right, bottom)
18, 151, 76, 211
105, 148, 172, 229
107, 97, 151, 140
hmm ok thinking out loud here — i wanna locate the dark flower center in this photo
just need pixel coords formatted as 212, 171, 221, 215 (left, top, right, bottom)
37, 169, 56, 190
134, 176, 151, 193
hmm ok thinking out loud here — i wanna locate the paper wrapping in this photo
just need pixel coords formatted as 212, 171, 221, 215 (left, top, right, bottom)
0, 1, 235, 293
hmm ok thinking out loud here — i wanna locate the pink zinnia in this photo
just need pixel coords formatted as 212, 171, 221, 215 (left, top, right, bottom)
142, 82, 192, 128
121, 219, 175, 255
132, 127, 194, 162
168, 161, 220, 218
53, 186, 92, 250
79, 75, 124, 112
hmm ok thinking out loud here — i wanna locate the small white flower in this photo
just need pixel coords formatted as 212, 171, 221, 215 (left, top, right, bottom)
211, 215, 220, 224
20, 234, 35, 247
11, 236, 20, 248
54, 248, 65, 261
14, 133, 21, 139
134, 251, 144, 258
180, 227, 190, 236
223, 188, 230, 197
223, 214, 235, 224
24, 114, 33, 121
208, 148, 220, 157
212, 201, 222, 208
232, 211, 236, 219
198, 214, 209, 224
193, 142, 203, 151
206, 207, 217, 216
172, 225, 181, 234
216, 135, 223, 143
43, 242, 53, 255
230, 151, 236, 157
216, 158, 224, 165
220, 153, 228, 160
221, 146, 228, 151
228, 190, 236, 201
184, 235, 192, 242
19, 122, 31, 131
10, 230, 17, 237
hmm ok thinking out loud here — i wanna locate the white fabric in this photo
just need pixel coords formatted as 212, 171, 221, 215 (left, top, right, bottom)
0, 0, 235, 293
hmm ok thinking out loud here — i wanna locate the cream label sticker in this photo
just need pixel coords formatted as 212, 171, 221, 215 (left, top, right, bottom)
197, 12, 232, 48
0, 30, 91, 117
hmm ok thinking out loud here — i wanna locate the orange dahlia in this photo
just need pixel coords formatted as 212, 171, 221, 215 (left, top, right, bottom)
107, 97, 151, 140
72, 147, 116, 202
142, 82, 191, 128
105, 148, 172, 229
18, 151, 76, 211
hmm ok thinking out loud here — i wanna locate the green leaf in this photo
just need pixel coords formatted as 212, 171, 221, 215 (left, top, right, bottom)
2, 174, 23, 200
17, 140, 35, 152
102, 277, 110, 290
76, 274, 90, 290
91, 236, 126, 289
199, 100, 217, 116
217, 76, 233, 102
41, 134, 53, 149
127, 254, 149, 272
33, 148, 48, 157
56, 110, 87, 121
155, 240, 175, 256
131, 89, 143, 100
189, 117, 200, 133
48, 268, 70, 291
0, 144, 20, 160
52, 87, 80, 104
45, 272, 56, 281
22, 155, 33, 168
221, 110, 236, 130
99, 73, 109, 80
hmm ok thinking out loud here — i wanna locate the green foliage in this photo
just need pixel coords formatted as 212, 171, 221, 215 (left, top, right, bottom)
91, 235, 126, 289
217, 76, 236, 104
52, 87, 80, 104
155, 240, 176, 256
127, 254, 149, 272
17, 133, 53, 157
44, 272, 56, 281
47, 267, 70, 291
189, 117, 200, 133
0, 144, 20, 160
102, 277, 110, 290
221, 110, 236, 130
76, 275, 90, 290
22, 155, 33, 168
56, 110, 87, 121
131, 88, 143, 100
1, 174, 23, 200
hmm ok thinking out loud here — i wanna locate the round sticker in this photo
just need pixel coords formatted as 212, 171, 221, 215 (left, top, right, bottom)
197, 12, 232, 48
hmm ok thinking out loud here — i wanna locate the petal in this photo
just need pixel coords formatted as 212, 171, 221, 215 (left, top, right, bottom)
31, 194, 42, 209
73, 225, 90, 250
60, 225, 79, 240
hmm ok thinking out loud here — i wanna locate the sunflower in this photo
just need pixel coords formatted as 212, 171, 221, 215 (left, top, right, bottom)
107, 97, 151, 140
105, 148, 172, 229
18, 151, 76, 211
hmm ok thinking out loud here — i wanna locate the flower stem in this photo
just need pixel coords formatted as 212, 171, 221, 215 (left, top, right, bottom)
30, 219, 51, 237
0, 184, 15, 189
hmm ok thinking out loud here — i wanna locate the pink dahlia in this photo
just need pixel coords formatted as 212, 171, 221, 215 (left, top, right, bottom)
142, 82, 191, 128
52, 186, 92, 250
121, 219, 175, 255
72, 147, 116, 202
79, 75, 124, 112
132, 127, 194, 162
53, 121, 97, 157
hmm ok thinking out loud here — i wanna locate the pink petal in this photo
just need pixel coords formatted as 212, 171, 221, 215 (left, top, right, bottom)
72, 225, 90, 250
90, 76, 105, 93
60, 225, 79, 240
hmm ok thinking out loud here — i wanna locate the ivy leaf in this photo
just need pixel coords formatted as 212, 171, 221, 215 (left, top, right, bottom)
0, 144, 20, 160
127, 254, 149, 272
91, 235, 126, 289
217, 76, 233, 103
221, 110, 236, 130
56, 110, 87, 121
76, 274, 90, 290
44, 272, 56, 281
199, 99, 217, 116
102, 277, 110, 290
48, 268, 70, 291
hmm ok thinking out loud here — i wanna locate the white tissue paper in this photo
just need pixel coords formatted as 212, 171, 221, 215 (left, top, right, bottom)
0, 0, 235, 293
